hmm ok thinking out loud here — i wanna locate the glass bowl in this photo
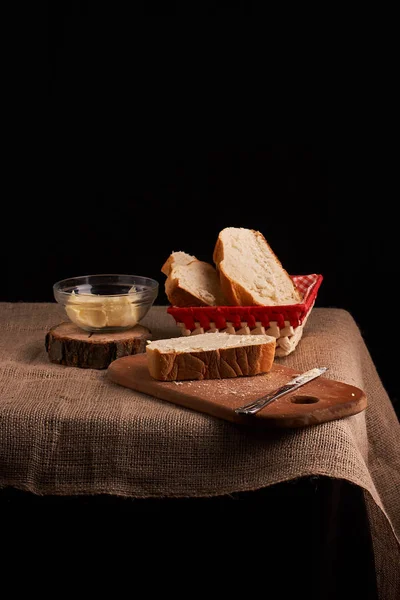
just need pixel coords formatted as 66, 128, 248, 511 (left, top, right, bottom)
53, 274, 159, 333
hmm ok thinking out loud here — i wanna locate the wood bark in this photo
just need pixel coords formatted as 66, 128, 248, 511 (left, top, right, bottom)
45, 321, 151, 369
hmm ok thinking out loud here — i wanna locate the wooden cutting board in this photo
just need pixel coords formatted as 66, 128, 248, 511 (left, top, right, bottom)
107, 354, 367, 428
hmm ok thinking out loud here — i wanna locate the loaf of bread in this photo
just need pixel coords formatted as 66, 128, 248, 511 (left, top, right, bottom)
164, 259, 228, 307
213, 227, 302, 306
161, 251, 198, 276
146, 332, 276, 381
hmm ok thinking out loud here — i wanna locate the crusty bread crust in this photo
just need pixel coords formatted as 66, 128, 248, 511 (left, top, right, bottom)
161, 255, 176, 276
213, 229, 302, 306
213, 236, 254, 305
165, 270, 211, 307
147, 338, 276, 381
165, 261, 228, 307
161, 251, 198, 276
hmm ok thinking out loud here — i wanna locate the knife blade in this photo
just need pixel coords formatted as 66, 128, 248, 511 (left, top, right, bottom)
234, 367, 328, 416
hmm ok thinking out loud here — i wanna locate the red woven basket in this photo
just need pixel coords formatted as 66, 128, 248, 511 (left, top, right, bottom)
167, 274, 323, 357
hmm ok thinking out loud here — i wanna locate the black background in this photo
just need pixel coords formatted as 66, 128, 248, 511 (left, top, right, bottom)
4, 7, 398, 416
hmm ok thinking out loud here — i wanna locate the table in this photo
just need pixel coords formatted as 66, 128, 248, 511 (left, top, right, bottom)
0, 303, 399, 598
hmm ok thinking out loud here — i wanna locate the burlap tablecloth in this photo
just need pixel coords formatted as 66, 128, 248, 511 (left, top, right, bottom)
0, 303, 399, 595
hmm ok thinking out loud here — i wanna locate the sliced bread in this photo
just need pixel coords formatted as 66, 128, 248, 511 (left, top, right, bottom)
146, 332, 276, 380
161, 251, 198, 276
165, 260, 228, 307
213, 227, 302, 306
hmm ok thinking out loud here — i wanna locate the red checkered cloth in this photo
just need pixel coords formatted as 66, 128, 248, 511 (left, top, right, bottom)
292, 274, 321, 302
167, 274, 323, 331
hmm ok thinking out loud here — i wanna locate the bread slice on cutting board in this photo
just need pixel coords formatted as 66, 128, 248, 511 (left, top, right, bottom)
161, 251, 198, 276
165, 260, 228, 307
146, 332, 276, 381
213, 227, 302, 306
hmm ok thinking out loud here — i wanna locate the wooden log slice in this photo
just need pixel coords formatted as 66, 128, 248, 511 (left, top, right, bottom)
45, 321, 151, 369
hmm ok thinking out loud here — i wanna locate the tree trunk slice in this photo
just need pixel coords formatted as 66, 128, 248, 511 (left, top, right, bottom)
45, 321, 151, 369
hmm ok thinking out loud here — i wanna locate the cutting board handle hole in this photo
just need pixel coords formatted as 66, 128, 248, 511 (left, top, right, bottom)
291, 395, 319, 404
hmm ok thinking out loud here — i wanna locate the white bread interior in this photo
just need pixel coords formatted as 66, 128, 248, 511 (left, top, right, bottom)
161, 251, 198, 276
213, 227, 302, 306
147, 332, 274, 353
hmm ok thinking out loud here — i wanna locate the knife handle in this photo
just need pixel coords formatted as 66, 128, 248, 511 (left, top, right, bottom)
235, 383, 296, 416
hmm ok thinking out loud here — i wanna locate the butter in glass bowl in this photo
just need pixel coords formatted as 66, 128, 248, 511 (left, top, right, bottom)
53, 274, 159, 333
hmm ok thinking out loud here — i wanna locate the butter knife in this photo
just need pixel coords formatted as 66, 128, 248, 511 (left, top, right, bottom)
234, 367, 328, 416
